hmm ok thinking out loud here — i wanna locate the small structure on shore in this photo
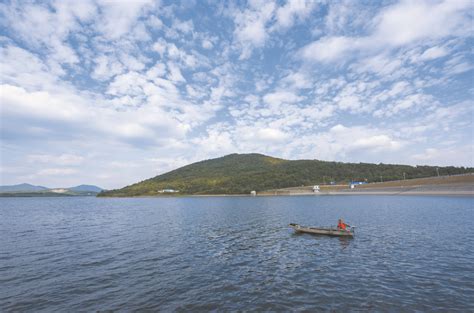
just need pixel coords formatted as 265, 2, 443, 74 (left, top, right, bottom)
350, 181, 367, 189
158, 189, 179, 193
350, 181, 367, 186
250, 190, 256, 196
313, 185, 320, 193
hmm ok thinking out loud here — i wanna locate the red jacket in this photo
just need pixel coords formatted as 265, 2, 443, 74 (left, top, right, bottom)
338, 221, 348, 230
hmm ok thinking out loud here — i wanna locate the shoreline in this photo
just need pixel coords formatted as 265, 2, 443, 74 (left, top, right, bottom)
95, 190, 473, 198
3, 191, 469, 198
7, 187, 472, 198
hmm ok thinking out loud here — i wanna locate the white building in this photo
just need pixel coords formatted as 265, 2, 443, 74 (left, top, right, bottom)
158, 189, 179, 193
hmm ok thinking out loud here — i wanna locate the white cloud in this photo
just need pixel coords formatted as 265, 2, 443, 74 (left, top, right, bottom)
146, 156, 191, 174
300, 104, 336, 125
151, 39, 201, 69
301, 36, 356, 62
281, 71, 313, 89
96, 0, 154, 39
147, 15, 163, 29
352, 135, 402, 152
1, 84, 86, 122
146, 63, 167, 80
301, 0, 473, 63
419, 46, 449, 61
28, 154, 85, 166
413, 146, 474, 166
191, 124, 234, 155
372, 0, 471, 46
232, 0, 276, 59
232, 0, 320, 58
0, 1, 96, 68
191, 124, 292, 158
172, 19, 194, 33
256, 128, 289, 142
263, 90, 302, 106
1, 45, 59, 89
374, 93, 437, 117
49, 38, 79, 64
0, 83, 190, 147
324, 1, 367, 35
167, 62, 186, 82
38, 168, 78, 176
336, 94, 361, 112
274, 0, 317, 29
92, 54, 124, 81
443, 55, 474, 75
386, 81, 410, 97
107, 71, 147, 96
120, 54, 147, 72
351, 53, 404, 77
202, 39, 214, 49
328, 124, 404, 155
296, 124, 405, 161
152, 39, 167, 56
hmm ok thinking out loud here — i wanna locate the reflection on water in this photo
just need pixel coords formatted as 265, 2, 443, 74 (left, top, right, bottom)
0, 195, 473, 311
338, 237, 351, 250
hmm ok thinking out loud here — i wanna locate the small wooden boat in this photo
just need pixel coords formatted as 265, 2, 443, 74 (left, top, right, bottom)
289, 223, 354, 237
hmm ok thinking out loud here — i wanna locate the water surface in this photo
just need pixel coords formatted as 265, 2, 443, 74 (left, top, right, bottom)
1, 196, 473, 311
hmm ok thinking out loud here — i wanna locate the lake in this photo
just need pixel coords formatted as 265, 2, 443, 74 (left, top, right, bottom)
1, 195, 473, 311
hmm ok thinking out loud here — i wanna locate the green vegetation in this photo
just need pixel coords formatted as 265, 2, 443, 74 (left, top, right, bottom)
98, 153, 473, 197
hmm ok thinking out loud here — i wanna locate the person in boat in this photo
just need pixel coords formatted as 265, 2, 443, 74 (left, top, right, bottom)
337, 219, 350, 230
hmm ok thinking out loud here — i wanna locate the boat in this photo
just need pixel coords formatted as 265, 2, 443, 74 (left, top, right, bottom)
289, 223, 354, 237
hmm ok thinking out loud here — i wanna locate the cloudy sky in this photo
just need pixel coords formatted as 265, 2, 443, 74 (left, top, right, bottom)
0, 0, 473, 189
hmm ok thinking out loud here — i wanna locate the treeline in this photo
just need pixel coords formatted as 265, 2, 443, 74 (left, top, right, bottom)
99, 154, 473, 196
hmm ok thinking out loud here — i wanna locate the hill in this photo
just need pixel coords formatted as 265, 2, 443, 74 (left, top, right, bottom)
98, 153, 473, 197
0, 183, 48, 193
68, 185, 103, 193
0, 183, 103, 197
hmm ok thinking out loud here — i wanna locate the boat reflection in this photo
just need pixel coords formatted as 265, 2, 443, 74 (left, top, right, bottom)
338, 237, 352, 250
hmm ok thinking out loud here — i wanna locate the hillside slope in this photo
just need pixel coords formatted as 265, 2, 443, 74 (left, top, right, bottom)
68, 185, 103, 193
98, 153, 473, 197
0, 183, 48, 192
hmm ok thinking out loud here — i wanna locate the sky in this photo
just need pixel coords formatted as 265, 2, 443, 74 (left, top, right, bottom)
0, 0, 473, 189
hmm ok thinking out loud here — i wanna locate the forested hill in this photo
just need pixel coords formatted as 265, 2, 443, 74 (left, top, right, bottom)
98, 153, 473, 197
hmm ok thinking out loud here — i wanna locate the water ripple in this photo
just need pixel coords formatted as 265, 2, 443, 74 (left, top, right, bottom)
0, 196, 473, 312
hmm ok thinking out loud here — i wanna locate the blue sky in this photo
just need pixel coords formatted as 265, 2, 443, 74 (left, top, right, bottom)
0, 0, 473, 189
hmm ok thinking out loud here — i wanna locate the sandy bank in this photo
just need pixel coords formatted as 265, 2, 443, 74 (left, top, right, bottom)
259, 174, 474, 197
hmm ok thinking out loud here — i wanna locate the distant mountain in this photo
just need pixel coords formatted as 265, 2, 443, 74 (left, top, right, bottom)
0, 183, 103, 196
68, 185, 103, 193
0, 183, 48, 193
98, 153, 473, 197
